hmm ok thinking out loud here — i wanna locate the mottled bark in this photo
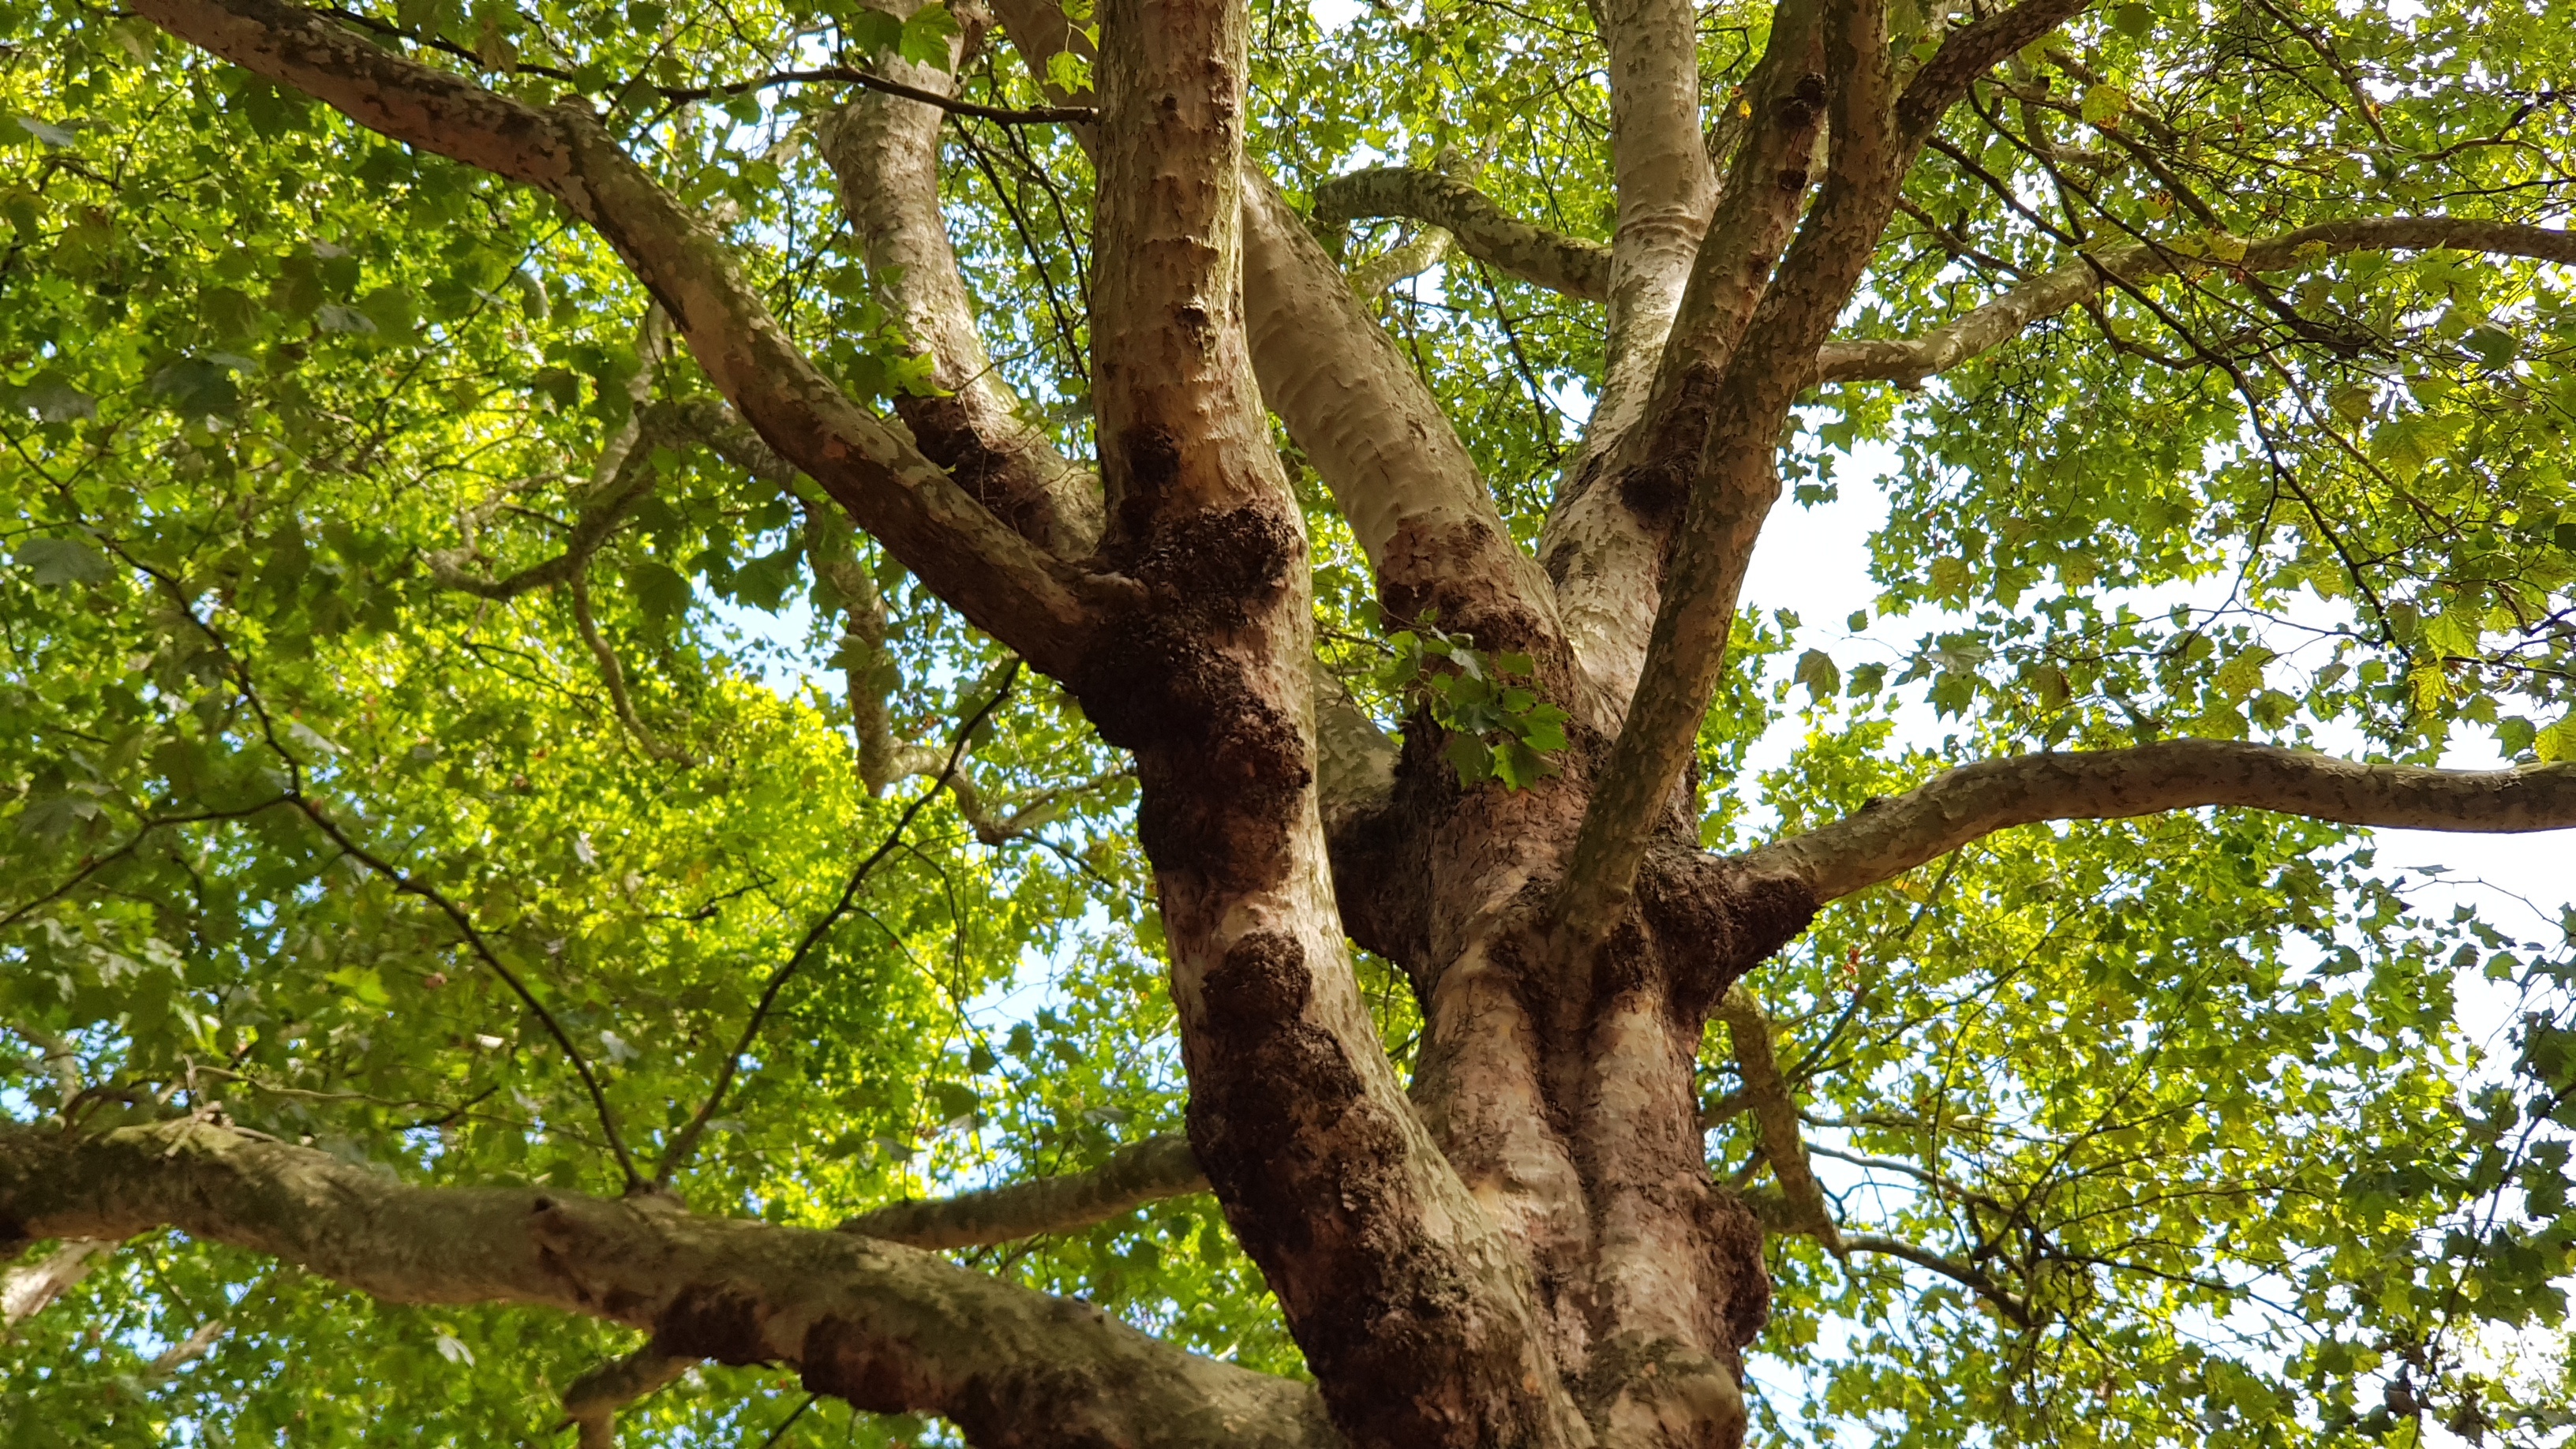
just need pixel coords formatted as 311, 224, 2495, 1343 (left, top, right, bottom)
1078, 3, 1585, 1443
1314, 167, 1611, 300
814, 24, 1104, 558
110, 3, 2576, 1449
1540, 0, 1828, 706
1739, 743, 2576, 903
0, 1120, 1336, 1449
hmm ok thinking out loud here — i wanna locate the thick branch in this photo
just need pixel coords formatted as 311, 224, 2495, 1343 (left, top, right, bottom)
1713, 987, 1841, 1253
0, 1119, 1335, 1447
840, 1135, 1208, 1249
1588, 0, 1723, 448
1242, 176, 1583, 683
814, 43, 1103, 558
136, 0, 1114, 676
1817, 215, 2576, 387
1313, 167, 1608, 300
1739, 741, 2576, 903
1541, 0, 1827, 705
3, 1235, 112, 1325
564, 1346, 695, 1449
1896, 0, 2095, 139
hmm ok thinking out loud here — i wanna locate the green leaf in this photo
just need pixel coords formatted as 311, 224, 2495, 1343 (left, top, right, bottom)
148, 357, 243, 418
324, 966, 391, 1009
13, 114, 77, 147
14, 536, 113, 586
2537, 716, 2576, 763
2461, 324, 2518, 368
1444, 732, 1492, 785
631, 560, 693, 624
929, 1080, 979, 1121
1794, 649, 1841, 705
2080, 84, 2130, 127
11, 373, 96, 422
898, 3, 960, 69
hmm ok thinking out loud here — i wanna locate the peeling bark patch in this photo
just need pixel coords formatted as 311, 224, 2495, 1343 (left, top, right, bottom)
654, 1282, 772, 1366
1105, 425, 1185, 552
800, 1313, 940, 1415
1203, 929, 1314, 1032
1133, 505, 1298, 627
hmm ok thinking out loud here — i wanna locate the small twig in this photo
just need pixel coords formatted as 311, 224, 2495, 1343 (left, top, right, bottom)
569, 569, 691, 763
654, 664, 1023, 1186
310, 7, 1095, 124
752, 1395, 818, 1448
657, 67, 1095, 125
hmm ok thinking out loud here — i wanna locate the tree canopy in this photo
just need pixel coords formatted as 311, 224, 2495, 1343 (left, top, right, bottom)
2, 0, 2574, 1443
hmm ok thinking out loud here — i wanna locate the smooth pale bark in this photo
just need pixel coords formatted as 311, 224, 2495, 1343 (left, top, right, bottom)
0, 1120, 1335, 1448
1541, 0, 1828, 707
2, 1234, 111, 1324
1313, 167, 1612, 300
132, 0, 1115, 678
1738, 743, 2576, 903
1587, 0, 1720, 451
1240, 178, 1591, 707
1816, 215, 2576, 387
814, 32, 1104, 558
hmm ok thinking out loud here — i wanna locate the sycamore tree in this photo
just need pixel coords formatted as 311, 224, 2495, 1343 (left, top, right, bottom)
7, 0, 2576, 1441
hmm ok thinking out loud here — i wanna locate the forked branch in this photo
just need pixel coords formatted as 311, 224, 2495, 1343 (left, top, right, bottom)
1896, 0, 2097, 139
1739, 740, 2576, 903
